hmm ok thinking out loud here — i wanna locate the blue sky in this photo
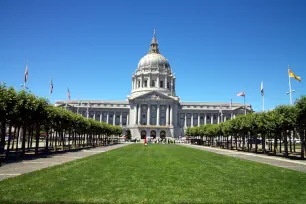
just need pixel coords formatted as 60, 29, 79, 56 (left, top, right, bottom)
1, 0, 305, 112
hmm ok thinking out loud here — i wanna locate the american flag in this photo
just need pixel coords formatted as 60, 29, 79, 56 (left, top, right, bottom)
67, 88, 71, 100
24, 60, 28, 83
50, 76, 53, 94
237, 91, 245, 97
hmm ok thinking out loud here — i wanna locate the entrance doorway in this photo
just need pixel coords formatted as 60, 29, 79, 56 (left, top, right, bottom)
150, 130, 156, 139
160, 130, 166, 140
141, 130, 146, 139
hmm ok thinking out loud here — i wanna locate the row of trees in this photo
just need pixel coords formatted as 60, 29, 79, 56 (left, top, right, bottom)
186, 96, 306, 159
0, 84, 122, 159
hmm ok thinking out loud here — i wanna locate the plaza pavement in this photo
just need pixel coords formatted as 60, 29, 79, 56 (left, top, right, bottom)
0, 143, 131, 181
179, 143, 306, 173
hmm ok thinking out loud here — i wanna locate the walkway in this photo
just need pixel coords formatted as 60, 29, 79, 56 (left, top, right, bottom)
179, 143, 306, 173
0, 143, 131, 181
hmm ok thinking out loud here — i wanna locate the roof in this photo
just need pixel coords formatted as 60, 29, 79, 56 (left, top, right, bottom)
55, 100, 129, 105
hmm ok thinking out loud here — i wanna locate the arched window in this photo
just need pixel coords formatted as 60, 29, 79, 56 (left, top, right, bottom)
141, 130, 146, 139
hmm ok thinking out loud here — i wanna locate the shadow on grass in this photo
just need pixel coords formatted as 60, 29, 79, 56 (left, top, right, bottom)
0, 143, 120, 166
190, 144, 306, 160
0, 201, 115, 204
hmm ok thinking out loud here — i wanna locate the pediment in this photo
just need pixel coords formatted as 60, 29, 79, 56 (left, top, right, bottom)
132, 91, 174, 101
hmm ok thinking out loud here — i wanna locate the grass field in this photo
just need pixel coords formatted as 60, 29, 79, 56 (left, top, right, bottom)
1, 144, 306, 204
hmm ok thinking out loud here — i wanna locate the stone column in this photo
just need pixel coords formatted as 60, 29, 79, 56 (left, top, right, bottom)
132, 78, 134, 90
113, 112, 116, 125
157, 104, 160, 126
198, 114, 200, 126
211, 114, 213, 124
100, 114, 102, 122
141, 75, 144, 87
165, 76, 168, 89
134, 106, 138, 125
204, 113, 207, 125
184, 113, 187, 127
191, 113, 193, 127
218, 115, 220, 124
93, 112, 96, 120
166, 105, 169, 125
120, 112, 122, 125
148, 74, 151, 88
157, 75, 160, 88
127, 113, 129, 125
107, 111, 109, 124
224, 115, 227, 122
138, 105, 141, 125
170, 105, 173, 125
147, 104, 150, 125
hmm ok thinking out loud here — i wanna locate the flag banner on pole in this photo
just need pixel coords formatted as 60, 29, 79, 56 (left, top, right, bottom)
261, 81, 264, 96
288, 69, 301, 82
67, 88, 71, 100
50, 76, 53, 94
24, 60, 28, 83
237, 91, 245, 97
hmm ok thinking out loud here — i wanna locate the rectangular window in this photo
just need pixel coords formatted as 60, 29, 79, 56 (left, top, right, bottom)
144, 80, 147, 87
160, 81, 163, 88
167, 81, 170, 88
151, 80, 156, 87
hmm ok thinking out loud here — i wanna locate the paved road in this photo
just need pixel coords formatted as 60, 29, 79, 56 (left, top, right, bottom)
0, 143, 131, 181
179, 143, 306, 173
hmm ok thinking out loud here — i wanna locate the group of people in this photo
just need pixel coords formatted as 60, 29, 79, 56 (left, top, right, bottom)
144, 137, 175, 145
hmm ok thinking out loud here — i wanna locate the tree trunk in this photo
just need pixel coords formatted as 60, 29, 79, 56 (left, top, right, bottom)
255, 133, 258, 153
235, 135, 238, 150
273, 133, 277, 155
35, 122, 40, 155
12, 126, 18, 152
300, 130, 305, 159
279, 133, 282, 153
284, 131, 289, 157
6, 124, 13, 158
45, 129, 49, 152
21, 125, 27, 155
262, 133, 266, 154
0, 120, 7, 154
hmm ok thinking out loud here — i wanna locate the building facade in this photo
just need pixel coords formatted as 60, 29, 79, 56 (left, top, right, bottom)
55, 30, 252, 139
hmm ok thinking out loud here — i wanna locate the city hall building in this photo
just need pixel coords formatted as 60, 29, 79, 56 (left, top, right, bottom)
55, 31, 252, 139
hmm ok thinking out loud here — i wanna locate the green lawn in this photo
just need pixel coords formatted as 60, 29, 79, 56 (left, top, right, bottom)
1, 144, 306, 204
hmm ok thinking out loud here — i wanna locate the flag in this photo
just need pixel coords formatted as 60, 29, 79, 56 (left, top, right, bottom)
288, 69, 301, 82
24, 60, 28, 83
260, 81, 264, 96
67, 88, 71, 100
237, 91, 245, 97
50, 76, 53, 94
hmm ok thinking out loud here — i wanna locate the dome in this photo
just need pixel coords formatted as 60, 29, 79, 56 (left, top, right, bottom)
137, 53, 170, 70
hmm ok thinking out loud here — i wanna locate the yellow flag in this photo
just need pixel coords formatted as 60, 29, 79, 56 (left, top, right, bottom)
288, 69, 301, 82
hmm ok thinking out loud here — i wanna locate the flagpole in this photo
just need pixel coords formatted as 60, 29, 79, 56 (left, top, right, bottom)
230, 98, 233, 119
77, 95, 80, 114
262, 94, 264, 112
87, 101, 89, 119
288, 65, 293, 105
48, 76, 52, 103
244, 89, 246, 115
